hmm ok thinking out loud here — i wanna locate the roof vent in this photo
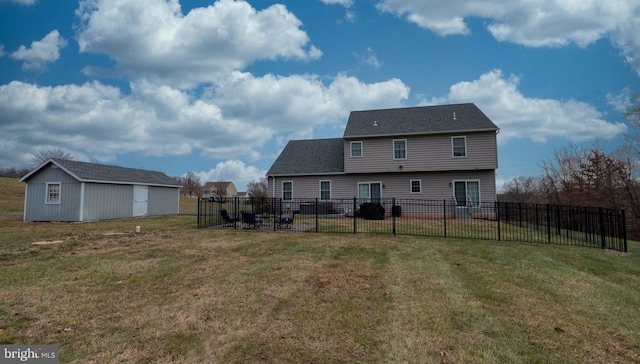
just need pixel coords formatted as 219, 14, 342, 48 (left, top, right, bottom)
373, 121, 378, 127
453, 112, 457, 120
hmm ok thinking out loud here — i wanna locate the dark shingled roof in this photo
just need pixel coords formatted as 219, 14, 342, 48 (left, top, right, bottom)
21, 158, 181, 187
343, 103, 499, 138
267, 138, 344, 176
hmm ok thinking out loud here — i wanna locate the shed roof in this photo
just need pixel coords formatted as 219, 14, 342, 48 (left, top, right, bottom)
343, 103, 499, 138
20, 159, 182, 188
266, 138, 344, 176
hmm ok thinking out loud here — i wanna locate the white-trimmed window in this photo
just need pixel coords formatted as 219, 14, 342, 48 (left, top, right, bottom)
320, 180, 331, 200
393, 139, 407, 159
410, 179, 422, 193
45, 182, 61, 204
282, 181, 293, 201
452, 136, 467, 157
351, 141, 363, 157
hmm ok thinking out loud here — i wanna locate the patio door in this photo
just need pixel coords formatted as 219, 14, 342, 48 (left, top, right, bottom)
453, 181, 479, 206
358, 182, 382, 203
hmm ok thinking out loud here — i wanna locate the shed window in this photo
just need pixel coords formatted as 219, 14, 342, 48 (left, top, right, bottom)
46, 182, 61, 204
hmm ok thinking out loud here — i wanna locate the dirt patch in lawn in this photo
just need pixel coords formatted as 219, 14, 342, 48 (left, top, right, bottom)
305, 266, 372, 296
32, 240, 65, 245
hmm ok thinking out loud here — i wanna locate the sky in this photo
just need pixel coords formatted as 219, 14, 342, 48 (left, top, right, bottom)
1, 0, 640, 193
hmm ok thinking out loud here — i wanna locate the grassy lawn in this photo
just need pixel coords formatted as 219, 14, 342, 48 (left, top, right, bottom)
1, 177, 639, 363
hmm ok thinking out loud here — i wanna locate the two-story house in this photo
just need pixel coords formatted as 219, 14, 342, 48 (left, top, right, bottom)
266, 103, 499, 206
203, 181, 238, 199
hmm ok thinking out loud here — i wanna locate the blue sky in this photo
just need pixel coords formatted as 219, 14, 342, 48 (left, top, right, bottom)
1, 0, 639, 192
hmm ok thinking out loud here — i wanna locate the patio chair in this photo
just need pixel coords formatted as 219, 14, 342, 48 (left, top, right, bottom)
241, 211, 262, 229
220, 209, 238, 227
275, 214, 294, 229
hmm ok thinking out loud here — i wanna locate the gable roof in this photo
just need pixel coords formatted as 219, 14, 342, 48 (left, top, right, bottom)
203, 181, 236, 191
343, 103, 499, 138
20, 159, 181, 188
267, 138, 344, 176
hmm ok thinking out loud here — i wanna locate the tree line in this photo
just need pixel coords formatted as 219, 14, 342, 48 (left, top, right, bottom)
500, 94, 640, 237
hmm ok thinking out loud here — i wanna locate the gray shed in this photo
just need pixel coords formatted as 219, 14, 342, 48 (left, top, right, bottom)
19, 158, 182, 222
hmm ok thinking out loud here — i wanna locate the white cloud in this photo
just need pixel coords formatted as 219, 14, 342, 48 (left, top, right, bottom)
356, 48, 381, 69
76, 0, 322, 88
1, 0, 37, 5
422, 69, 627, 143
210, 71, 409, 134
320, 0, 354, 6
10, 30, 67, 70
376, 0, 640, 75
0, 73, 409, 167
606, 88, 634, 114
195, 160, 266, 192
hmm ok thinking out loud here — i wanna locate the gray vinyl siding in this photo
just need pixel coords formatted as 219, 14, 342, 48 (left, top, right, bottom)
148, 186, 180, 216
23, 165, 82, 221
82, 183, 134, 221
344, 131, 497, 174
268, 170, 496, 202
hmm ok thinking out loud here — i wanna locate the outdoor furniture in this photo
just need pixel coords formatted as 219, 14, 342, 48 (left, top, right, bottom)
220, 209, 238, 227
241, 211, 262, 229
275, 214, 294, 229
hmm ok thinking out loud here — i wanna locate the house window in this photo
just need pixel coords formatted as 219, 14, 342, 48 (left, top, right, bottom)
46, 182, 61, 204
351, 141, 363, 157
358, 182, 382, 203
393, 139, 406, 159
453, 180, 480, 207
452, 136, 467, 157
410, 180, 421, 193
282, 181, 293, 201
320, 180, 331, 200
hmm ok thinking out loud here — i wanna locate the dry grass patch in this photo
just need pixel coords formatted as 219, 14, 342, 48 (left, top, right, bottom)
0, 207, 639, 363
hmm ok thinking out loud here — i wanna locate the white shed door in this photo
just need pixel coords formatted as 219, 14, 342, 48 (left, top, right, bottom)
133, 185, 148, 217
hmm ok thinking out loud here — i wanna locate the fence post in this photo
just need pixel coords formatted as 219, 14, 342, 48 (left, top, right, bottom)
315, 198, 319, 233
443, 199, 447, 238
272, 197, 276, 231
599, 207, 606, 249
353, 197, 357, 234
197, 198, 201, 228
392, 198, 396, 236
546, 204, 551, 243
496, 201, 501, 241
622, 209, 628, 252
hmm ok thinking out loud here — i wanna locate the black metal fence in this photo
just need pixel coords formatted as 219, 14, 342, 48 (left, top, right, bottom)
197, 197, 628, 252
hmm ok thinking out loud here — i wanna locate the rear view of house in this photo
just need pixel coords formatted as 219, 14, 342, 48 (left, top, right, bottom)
20, 159, 182, 222
267, 103, 499, 205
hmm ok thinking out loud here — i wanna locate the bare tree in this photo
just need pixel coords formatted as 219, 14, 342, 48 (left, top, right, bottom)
31, 148, 73, 166
624, 93, 640, 125
498, 175, 543, 203
180, 171, 202, 198
0, 167, 31, 178
246, 177, 268, 198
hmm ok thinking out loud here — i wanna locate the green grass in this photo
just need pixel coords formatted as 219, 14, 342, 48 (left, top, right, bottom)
1, 177, 639, 362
